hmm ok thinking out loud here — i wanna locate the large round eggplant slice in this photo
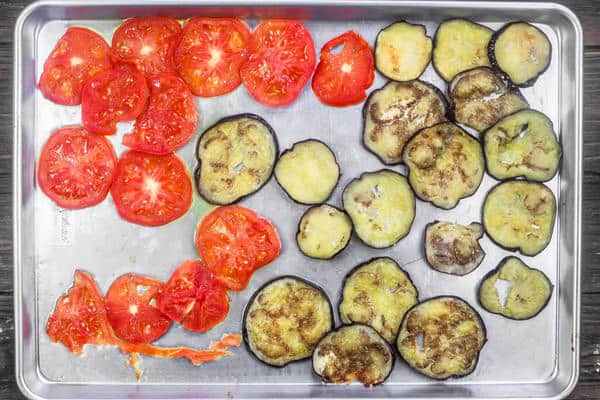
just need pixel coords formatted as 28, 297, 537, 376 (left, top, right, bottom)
363, 80, 447, 165
432, 19, 494, 82
483, 109, 561, 182
338, 257, 418, 343
482, 180, 556, 256
313, 324, 394, 386
274, 139, 340, 205
243, 276, 334, 367
478, 257, 553, 320
342, 170, 416, 248
425, 221, 485, 276
403, 122, 484, 209
489, 22, 551, 87
375, 21, 432, 82
296, 204, 352, 260
397, 296, 487, 380
195, 114, 278, 205
449, 67, 528, 132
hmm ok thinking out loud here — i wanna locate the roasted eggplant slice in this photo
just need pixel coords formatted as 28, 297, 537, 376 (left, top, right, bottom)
274, 139, 340, 204
425, 221, 485, 275
342, 170, 415, 248
403, 122, 484, 209
296, 204, 352, 260
449, 67, 528, 132
478, 257, 553, 320
195, 114, 278, 205
375, 21, 432, 82
397, 296, 487, 380
482, 180, 556, 256
243, 276, 333, 367
363, 80, 447, 165
483, 109, 561, 182
313, 324, 394, 386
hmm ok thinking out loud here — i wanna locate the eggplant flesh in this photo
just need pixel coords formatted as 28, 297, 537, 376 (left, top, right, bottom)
296, 204, 352, 259
425, 222, 485, 275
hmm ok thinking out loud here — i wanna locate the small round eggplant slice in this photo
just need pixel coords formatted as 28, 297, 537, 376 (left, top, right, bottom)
478, 257, 553, 320
363, 80, 447, 165
449, 67, 528, 132
274, 139, 340, 205
313, 324, 394, 386
339, 257, 418, 343
482, 180, 556, 256
342, 170, 415, 248
425, 221, 485, 275
195, 114, 277, 205
403, 122, 484, 209
397, 296, 487, 380
296, 204, 352, 260
483, 109, 561, 182
243, 276, 333, 367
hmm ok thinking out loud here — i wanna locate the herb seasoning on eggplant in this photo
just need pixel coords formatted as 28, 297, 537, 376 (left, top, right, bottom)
296, 204, 352, 260
425, 221, 485, 275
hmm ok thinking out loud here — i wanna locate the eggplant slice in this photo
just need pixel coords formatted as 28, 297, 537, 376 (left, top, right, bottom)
342, 170, 416, 248
338, 257, 418, 343
375, 21, 432, 82
425, 221, 485, 275
449, 67, 528, 132
483, 109, 561, 182
482, 180, 556, 256
478, 257, 553, 320
397, 296, 487, 380
195, 114, 277, 205
313, 324, 394, 386
296, 204, 352, 260
243, 276, 333, 367
403, 122, 484, 209
363, 80, 447, 165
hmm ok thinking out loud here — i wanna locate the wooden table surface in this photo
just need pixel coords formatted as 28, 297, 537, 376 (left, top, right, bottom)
1, 0, 599, 398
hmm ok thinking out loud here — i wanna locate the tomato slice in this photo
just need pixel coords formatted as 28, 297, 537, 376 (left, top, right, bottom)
37, 126, 118, 209
311, 31, 375, 107
38, 27, 112, 105
111, 17, 182, 76
157, 260, 229, 332
81, 63, 149, 135
240, 19, 316, 108
110, 151, 193, 226
175, 17, 251, 97
122, 73, 198, 155
195, 205, 281, 291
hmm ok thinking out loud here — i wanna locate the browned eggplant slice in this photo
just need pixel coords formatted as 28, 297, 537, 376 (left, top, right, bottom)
296, 204, 352, 260
425, 221, 485, 275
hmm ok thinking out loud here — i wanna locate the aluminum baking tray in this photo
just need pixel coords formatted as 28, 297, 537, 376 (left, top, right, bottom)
13, 1, 582, 399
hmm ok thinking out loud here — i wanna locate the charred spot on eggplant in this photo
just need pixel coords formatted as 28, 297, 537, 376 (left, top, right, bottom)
195, 114, 277, 205
425, 221, 485, 276
243, 276, 334, 367
296, 204, 352, 260
397, 296, 487, 380
363, 80, 447, 165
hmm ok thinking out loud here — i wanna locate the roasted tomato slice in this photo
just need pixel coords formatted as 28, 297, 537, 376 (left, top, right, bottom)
240, 19, 316, 107
110, 151, 193, 226
157, 260, 229, 332
105, 274, 171, 344
37, 126, 118, 209
38, 27, 112, 105
175, 17, 251, 97
81, 63, 149, 135
312, 31, 375, 106
195, 205, 281, 291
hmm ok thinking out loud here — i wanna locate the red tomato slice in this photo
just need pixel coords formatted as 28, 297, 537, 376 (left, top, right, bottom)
105, 274, 171, 344
156, 260, 229, 333
175, 17, 251, 97
240, 19, 316, 108
122, 73, 198, 155
111, 17, 182, 76
37, 126, 118, 209
195, 205, 281, 291
110, 151, 193, 226
81, 63, 149, 135
311, 31, 375, 106
38, 27, 112, 105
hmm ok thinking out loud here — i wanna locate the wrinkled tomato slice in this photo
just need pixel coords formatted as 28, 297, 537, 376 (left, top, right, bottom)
195, 205, 281, 291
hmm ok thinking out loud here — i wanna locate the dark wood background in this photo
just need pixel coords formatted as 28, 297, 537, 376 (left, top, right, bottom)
0, 0, 598, 398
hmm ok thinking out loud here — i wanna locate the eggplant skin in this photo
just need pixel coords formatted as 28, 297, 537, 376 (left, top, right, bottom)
296, 204, 352, 260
